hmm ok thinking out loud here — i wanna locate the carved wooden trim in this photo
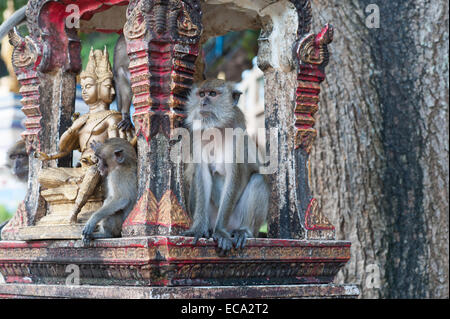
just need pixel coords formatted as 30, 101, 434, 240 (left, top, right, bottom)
7, 27, 42, 154
295, 24, 333, 152
0, 237, 351, 286
294, 21, 335, 239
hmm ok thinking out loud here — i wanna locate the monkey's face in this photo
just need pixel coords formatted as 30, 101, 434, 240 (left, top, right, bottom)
186, 80, 241, 130
94, 145, 116, 177
97, 157, 109, 177
92, 138, 136, 177
96, 150, 120, 177
9, 152, 28, 182
81, 77, 98, 104
7, 140, 28, 182
98, 78, 115, 104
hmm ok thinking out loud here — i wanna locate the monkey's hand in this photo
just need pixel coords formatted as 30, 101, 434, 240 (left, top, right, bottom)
182, 224, 211, 245
81, 221, 96, 246
117, 113, 133, 131
231, 229, 251, 250
213, 229, 233, 255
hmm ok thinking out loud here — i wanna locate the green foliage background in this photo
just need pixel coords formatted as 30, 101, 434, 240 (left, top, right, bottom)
0, 2, 118, 68
0, 1, 28, 24
0, 205, 13, 223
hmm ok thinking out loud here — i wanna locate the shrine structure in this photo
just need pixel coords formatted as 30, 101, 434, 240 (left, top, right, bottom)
0, 0, 359, 298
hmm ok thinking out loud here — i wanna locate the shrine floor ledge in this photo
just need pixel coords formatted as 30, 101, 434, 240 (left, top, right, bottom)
0, 236, 359, 298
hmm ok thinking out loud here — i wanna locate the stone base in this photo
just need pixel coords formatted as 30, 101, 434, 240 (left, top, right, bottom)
11, 200, 104, 241
0, 236, 351, 287
0, 283, 360, 299
12, 224, 88, 241
10, 184, 106, 241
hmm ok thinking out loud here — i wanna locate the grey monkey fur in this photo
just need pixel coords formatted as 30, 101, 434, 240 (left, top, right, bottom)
183, 79, 269, 254
81, 138, 137, 245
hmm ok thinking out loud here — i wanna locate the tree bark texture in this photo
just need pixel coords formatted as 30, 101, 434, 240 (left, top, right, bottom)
309, 0, 449, 298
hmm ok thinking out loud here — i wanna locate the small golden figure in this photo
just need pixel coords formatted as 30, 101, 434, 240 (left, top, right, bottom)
38, 47, 135, 225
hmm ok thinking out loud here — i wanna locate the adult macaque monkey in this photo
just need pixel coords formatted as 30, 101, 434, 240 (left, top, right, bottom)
183, 79, 269, 253
6, 139, 28, 182
81, 138, 137, 245
0, 8, 133, 129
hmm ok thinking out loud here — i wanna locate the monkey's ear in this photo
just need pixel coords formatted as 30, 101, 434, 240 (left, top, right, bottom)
232, 90, 242, 106
114, 149, 125, 164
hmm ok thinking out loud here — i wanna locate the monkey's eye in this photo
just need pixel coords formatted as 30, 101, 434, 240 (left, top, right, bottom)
209, 91, 217, 97
199, 92, 205, 98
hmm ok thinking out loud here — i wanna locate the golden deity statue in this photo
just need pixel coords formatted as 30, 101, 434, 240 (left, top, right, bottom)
37, 47, 135, 226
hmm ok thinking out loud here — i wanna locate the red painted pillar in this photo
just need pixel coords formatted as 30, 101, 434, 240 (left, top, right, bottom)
2, 0, 80, 240
122, 0, 203, 237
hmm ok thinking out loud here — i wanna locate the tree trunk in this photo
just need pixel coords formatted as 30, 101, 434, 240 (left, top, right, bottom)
310, 0, 449, 298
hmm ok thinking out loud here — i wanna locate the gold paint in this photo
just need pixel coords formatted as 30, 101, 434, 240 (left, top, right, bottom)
32, 49, 135, 238
124, 3, 146, 40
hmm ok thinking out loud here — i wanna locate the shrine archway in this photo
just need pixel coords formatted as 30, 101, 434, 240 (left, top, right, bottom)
4, 0, 334, 242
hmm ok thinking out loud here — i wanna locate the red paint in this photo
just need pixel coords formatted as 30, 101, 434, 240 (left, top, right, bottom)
6, 276, 33, 284
305, 198, 335, 231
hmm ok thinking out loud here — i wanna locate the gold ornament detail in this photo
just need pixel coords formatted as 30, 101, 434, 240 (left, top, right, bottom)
305, 198, 334, 231
124, 2, 146, 40
8, 27, 38, 69
297, 24, 334, 66
80, 47, 113, 82
177, 5, 199, 38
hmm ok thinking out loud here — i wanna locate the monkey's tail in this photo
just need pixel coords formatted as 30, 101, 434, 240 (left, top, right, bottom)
130, 136, 138, 148
0, 6, 27, 41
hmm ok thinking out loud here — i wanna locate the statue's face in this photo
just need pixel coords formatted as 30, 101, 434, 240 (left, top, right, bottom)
98, 78, 115, 104
81, 77, 98, 104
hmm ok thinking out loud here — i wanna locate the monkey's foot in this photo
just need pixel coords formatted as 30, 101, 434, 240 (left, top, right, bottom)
182, 226, 211, 245
213, 230, 233, 255
231, 229, 249, 250
81, 223, 95, 246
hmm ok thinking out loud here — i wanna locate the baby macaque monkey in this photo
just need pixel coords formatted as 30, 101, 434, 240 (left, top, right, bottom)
81, 138, 137, 245
7, 139, 28, 182
183, 79, 269, 254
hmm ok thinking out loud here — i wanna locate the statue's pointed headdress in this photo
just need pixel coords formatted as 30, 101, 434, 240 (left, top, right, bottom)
80, 46, 113, 82
80, 47, 97, 80
95, 46, 113, 83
